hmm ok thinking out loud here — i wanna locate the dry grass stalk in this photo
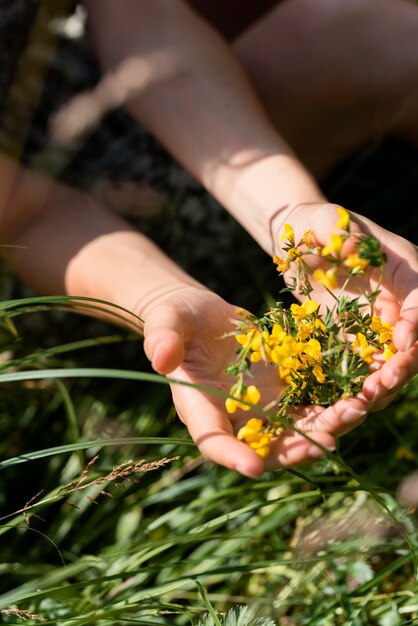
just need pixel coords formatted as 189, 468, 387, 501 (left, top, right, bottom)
4, 455, 178, 523
0, 607, 46, 621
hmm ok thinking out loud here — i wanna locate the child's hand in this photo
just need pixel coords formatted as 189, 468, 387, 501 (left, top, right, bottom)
276, 203, 418, 437
143, 286, 336, 477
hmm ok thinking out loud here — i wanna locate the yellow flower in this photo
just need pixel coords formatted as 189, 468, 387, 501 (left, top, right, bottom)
370, 316, 394, 344
247, 330, 271, 363
382, 342, 396, 360
314, 318, 328, 333
290, 299, 320, 321
370, 316, 382, 334
312, 364, 326, 383
273, 255, 291, 274
352, 333, 377, 364
236, 329, 257, 351
237, 417, 263, 440
344, 253, 369, 273
278, 355, 304, 380
395, 446, 414, 461
321, 234, 343, 257
271, 323, 287, 341
287, 247, 302, 260
225, 385, 261, 414
281, 223, 295, 245
237, 418, 274, 458
370, 318, 397, 360
249, 434, 273, 458
301, 338, 322, 364
301, 229, 315, 247
245, 385, 261, 405
270, 336, 301, 366
336, 207, 350, 229
380, 327, 393, 344
312, 267, 338, 290
225, 397, 239, 414
297, 320, 315, 340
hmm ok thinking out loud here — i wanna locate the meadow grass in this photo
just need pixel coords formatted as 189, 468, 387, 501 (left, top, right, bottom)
0, 135, 417, 625
0, 291, 417, 626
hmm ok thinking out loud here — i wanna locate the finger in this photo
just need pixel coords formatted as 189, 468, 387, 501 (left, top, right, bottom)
171, 382, 265, 478
360, 389, 399, 413
173, 378, 337, 474
393, 300, 418, 352
308, 203, 363, 245
265, 430, 336, 471
143, 303, 186, 374
384, 239, 418, 350
363, 342, 418, 400
292, 397, 368, 438
305, 343, 418, 426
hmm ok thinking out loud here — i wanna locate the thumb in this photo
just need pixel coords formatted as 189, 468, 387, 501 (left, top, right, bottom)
393, 283, 418, 352
143, 302, 187, 374
309, 203, 363, 249
281, 203, 362, 244
277, 203, 363, 270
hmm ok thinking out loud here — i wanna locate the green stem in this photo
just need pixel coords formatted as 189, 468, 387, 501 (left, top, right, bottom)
194, 580, 222, 626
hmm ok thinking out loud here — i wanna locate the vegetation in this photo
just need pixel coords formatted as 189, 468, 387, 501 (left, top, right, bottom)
0, 278, 417, 626
0, 139, 417, 625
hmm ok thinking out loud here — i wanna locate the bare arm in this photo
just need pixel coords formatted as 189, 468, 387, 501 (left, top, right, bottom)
82, 0, 324, 254
0, 154, 339, 475
1, 0, 416, 474
0, 153, 202, 327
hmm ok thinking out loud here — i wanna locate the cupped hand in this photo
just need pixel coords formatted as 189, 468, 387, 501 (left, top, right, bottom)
143, 286, 336, 477
277, 203, 418, 437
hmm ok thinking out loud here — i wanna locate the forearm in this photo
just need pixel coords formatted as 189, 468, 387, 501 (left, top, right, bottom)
0, 158, 202, 328
83, 0, 324, 254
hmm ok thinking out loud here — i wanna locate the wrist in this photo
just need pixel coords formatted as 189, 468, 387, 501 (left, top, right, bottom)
206, 152, 326, 256
66, 229, 204, 328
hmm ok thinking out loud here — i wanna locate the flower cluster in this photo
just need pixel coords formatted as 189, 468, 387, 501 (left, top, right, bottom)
225, 208, 395, 458
236, 418, 275, 459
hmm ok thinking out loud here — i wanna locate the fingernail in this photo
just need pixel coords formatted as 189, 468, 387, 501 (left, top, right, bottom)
341, 407, 366, 424
386, 369, 401, 390
370, 386, 381, 403
357, 390, 376, 404
402, 332, 417, 352
403, 337, 413, 352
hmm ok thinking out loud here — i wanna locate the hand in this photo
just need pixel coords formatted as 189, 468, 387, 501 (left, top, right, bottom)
276, 203, 418, 437
143, 286, 336, 477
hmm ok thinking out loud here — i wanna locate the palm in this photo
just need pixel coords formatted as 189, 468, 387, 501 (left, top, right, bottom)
287, 204, 417, 324
149, 288, 336, 476
144, 206, 418, 477
285, 204, 418, 420
168, 291, 280, 431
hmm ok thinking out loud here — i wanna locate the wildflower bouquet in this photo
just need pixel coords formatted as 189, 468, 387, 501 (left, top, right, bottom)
225, 208, 396, 458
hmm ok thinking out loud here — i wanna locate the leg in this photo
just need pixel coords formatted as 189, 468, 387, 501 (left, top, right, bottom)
231, 0, 418, 179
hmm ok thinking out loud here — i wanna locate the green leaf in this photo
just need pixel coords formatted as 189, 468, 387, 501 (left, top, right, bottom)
197, 605, 277, 626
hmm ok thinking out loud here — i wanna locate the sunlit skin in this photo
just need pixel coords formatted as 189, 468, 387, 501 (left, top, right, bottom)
276, 204, 418, 439
89, 0, 418, 469
230, 204, 417, 459
1, 0, 417, 476
143, 287, 336, 476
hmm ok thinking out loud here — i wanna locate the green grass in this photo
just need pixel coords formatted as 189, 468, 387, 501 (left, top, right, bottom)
0, 294, 417, 626
0, 137, 418, 625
